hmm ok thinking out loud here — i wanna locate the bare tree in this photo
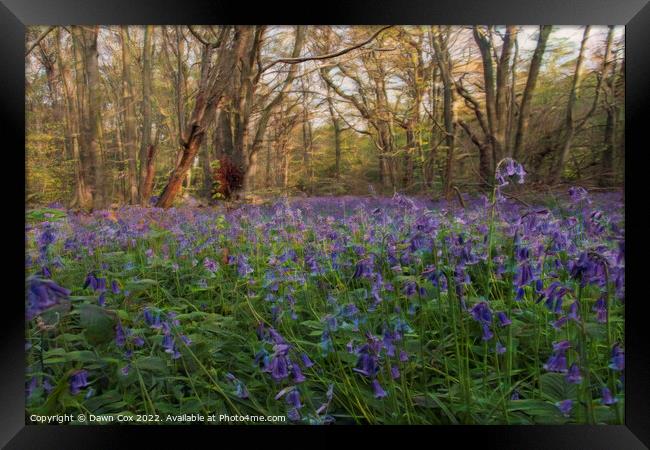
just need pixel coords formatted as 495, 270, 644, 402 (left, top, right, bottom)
513, 25, 552, 160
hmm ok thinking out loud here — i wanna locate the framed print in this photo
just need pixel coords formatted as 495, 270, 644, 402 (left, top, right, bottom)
2, 0, 649, 448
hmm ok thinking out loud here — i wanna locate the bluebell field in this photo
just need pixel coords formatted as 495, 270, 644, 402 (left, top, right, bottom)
25, 161, 624, 424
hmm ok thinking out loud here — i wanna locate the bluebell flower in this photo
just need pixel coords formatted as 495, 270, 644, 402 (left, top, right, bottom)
300, 353, 314, 368
111, 280, 121, 295
556, 399, 572, 417
70, 370, 89, 394
286, 389, 302, 409
203, 257, 218, 273
268, 354, 290, 382
287, 408, 300, 421
601, 387, 617, 405
593, 297, 607, 323
115, 321, 126, 347
26, 377, 38, 398
292, 363, 306, 383
497, 311, 512, 327
609, 344, 624, 371
26, 276, 70, 320
566, 363, 582, 384
371, 379, 388, 399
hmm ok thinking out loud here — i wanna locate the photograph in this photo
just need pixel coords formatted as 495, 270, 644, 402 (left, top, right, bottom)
24, 24, 626, 426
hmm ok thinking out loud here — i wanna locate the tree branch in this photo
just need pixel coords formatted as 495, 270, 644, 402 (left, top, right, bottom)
25, 26, 56, 57
262, 25, 393, 73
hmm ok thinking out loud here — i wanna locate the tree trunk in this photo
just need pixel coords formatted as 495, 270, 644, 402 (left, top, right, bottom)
431, 27, 457, 195
120, 26, 138, 204
473, 26, 498, 172
495, 26, 516, 159
325, 86, 342, 180
55, 28, 86, 207
157, 26, 252, 208
513, 25, 552, 160
142, 143, 158, 202
600, 26, 618, 187
71, 25, 105, 210
551, 26, 591, 183
139, 25, 154, 203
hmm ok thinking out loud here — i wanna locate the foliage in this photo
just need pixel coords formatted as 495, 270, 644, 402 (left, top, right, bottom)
25, 184, 625, 424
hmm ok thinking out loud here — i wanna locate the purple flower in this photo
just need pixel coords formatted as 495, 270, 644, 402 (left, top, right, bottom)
552, 341, 571, 352
70, 370, 89, 394
390, 366, 400, 379
287, 408, 300, 421
203, 257, 218, 273
143, 308, 162, 329
300, 353, 314, 368
470, 302, 492, 324
556, 399, 573, 417
26, 277, 71, 320
593, 297, 607, 323
353, 353, 379, 378
566, 363, 582, 384
268, 354, 290, 382
316, 384, 335, 415
544, 342, 570, 373
515, 262, 533, 287
601, 387, 617, 405
111, 280, 121, 295
609, 344, 624, 371
234, 381, 249, 399
496, 311, 512, 327
292, 363, 306, 383
115, 321, 126, 347
371, 379, 388, 399
286, 389, 302, 409
481, 324, 494, 341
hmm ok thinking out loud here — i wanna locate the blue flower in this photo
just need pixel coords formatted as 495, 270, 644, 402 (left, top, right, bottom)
286, 389, 302, 409
292, 363, 306, 383
26, 276, 71, 320
115, 321, 126, 347
70, 370, 89, 394
496, 311, 512, 327
609, 344, 624, 371
601, 387, 617, 405
556, 399, 572, 417
371, 379, 388, 399
566, 363, 582, 384
300, 353, 314, 368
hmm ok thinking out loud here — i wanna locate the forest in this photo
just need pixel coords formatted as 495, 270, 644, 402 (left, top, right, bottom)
26, 25, 624, 207
25, 25, 625, 425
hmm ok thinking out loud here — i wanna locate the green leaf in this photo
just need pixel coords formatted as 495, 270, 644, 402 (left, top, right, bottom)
539, 372, 577, 401
133, 356, 169, 374
508, 399, 562, 417
78, 304, 116, 345
64, 350, 100, 363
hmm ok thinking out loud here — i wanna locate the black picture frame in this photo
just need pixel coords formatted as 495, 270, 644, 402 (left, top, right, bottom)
3, 1, 649, 448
